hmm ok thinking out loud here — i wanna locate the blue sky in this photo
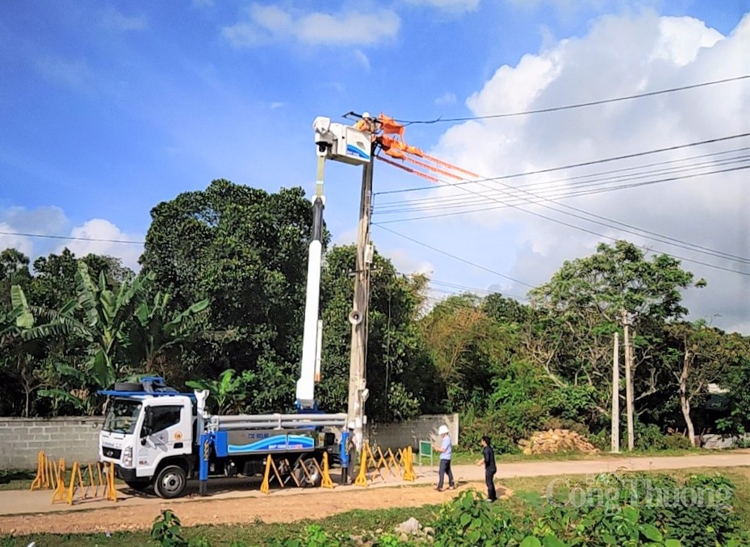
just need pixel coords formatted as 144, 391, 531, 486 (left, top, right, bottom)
1, 0, 750, 330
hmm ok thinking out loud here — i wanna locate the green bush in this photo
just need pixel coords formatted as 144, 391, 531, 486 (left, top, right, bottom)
432, 490, 522, 546
539, 472, 748, 546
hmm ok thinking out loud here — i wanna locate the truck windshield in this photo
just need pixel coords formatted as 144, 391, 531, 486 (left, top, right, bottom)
103, 399, 142, 434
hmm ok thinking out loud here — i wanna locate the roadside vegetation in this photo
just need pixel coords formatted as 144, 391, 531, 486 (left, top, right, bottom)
2, 469, 749, 547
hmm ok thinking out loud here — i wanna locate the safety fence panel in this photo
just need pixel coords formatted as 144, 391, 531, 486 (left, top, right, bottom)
29, 450, 117, 505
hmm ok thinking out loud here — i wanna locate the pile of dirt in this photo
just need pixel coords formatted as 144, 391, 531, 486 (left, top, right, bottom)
518, 429, 599, 455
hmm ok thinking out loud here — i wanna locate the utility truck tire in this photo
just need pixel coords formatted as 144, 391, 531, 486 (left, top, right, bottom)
294, 458, 321, 488
114, 382, 143, 392
154, 465, 187, 499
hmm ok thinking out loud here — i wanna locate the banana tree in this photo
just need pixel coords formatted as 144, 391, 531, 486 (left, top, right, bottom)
128, 291, 209, 373
186, 368, 254, 414
25, 261, 147, 389
1, 286, 47, 417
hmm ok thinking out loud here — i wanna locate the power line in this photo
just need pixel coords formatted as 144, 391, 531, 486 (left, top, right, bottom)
375, 162, 750, 277
0, 230, 144, 245
375, 159, 750, 265
430, 280, 529, 301
374, 158, 750, 217
375, 149, 750, 211
373, 224, 535, 288
374, 132, 750, 196
394, 74, 750, 125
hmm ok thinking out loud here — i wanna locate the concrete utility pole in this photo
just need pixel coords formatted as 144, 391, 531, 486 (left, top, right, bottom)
622, 309, 635, 451
611, 331, 620, 453
347, 139, 375, 451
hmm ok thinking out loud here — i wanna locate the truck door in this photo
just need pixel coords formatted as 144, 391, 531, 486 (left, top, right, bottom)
137, 402, 192, 478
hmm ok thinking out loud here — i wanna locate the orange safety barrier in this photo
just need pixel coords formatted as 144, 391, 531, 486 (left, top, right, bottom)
52, 460, 117, 505
30, 451, 66, 491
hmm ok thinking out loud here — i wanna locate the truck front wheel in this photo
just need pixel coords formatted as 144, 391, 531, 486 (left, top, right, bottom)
154, 465, 187, 499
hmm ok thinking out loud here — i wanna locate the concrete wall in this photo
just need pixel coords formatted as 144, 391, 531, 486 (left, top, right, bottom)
0, 417, 104, 470
369, 414, 459, 451
0, 413, 459, 470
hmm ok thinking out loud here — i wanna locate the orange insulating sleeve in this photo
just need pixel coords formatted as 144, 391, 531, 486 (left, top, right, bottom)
376, 156, 441, 184
377, 113, 405, 138
402, 155, 466, 181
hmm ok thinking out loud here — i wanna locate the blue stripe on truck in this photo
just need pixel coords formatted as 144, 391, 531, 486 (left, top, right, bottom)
227, 434, 315, 454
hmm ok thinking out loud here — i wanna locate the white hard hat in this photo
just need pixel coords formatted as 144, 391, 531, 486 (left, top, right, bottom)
348, 422, 355, 430
438, 425, 449, 435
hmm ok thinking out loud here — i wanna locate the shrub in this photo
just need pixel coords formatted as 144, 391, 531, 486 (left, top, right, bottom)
151, 509, 188, 547
432, 489, 522, 546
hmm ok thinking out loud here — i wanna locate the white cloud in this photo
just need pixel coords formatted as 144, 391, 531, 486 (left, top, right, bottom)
101, 7, 149, 31
0, 223, 34, 257
270, 101, 284, 109
0, 206, 143, 272
504, 0, 655, 13
396, 12, 750, 333
62, 219, 143, 271
221, 4, 400, 48
354, 49, 371, 70
388, 248, 434, 276
35, 57, 95, 91
335, 227, 358, 245
407, 0, 481, 12
435, 92, 457, 105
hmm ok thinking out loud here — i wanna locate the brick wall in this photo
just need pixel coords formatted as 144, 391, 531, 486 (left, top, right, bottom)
0, 413, 460, 470
0, 417, 104, 470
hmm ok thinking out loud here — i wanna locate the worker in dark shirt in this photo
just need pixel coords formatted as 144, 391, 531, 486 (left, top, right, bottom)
475, 436, 497, 502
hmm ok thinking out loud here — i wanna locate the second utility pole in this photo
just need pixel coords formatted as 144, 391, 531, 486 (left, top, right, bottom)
347, 139, 375, 451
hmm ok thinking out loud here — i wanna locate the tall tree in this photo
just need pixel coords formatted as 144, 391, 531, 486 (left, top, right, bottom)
140, 179, 322, 412
318, 244, 438, 422
664, 321, 747, 446
528, 240, 703, 445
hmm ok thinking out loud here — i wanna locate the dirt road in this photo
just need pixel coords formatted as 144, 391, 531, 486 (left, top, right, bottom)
1, 452, 747, 535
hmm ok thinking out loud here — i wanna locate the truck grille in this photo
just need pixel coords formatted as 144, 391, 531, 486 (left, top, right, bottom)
102, 447, 122, 459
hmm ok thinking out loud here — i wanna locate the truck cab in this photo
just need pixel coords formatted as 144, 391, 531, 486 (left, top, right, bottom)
99, 392, 196, 497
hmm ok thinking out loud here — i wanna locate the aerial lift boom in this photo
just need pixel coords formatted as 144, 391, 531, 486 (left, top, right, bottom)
296, 117, 372, 413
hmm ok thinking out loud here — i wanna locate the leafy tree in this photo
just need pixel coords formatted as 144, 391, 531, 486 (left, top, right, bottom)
0, 249, 31, 308
664, 321, 747, 445
140, 179, 321, 413
528, 240, 704, 437
317, 244, 438, 422
29, 248, 132, 311
420, 293, 519, 412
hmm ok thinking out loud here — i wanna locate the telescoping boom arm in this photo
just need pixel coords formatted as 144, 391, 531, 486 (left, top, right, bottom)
295, 117, 372, 410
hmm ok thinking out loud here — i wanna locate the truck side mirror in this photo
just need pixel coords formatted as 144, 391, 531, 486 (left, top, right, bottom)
141, 407, 153, 438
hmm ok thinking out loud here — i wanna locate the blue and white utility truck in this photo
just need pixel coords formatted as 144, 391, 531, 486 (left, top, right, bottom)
96, 117, 372, 498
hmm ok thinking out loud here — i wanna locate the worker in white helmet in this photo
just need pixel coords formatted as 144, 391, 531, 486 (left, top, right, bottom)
433, 424, 455, 491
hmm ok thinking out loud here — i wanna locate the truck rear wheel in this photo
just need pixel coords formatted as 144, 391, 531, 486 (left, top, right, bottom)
154, 465, 187, 499
294, 458, 321, 488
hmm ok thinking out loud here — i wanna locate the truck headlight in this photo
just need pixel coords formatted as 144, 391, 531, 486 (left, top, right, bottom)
123, 447, 133, 467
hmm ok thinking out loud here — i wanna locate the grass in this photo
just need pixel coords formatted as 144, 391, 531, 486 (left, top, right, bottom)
0, 470, 35, 492
3, 466, 750, 546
